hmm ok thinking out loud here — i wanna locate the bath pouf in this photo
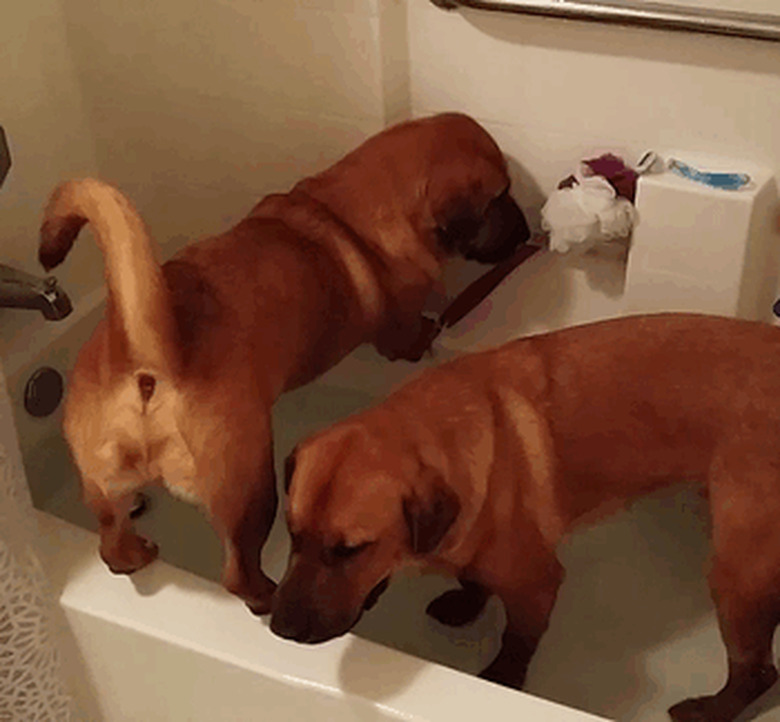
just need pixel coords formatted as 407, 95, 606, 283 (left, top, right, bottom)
542, 174, 637, 254
582, 152, 639, 202
542, 153, 639, 254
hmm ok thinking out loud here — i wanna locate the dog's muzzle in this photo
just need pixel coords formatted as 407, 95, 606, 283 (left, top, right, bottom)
270, 577, 391, 644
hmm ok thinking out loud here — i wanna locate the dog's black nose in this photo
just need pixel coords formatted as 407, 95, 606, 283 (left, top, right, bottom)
270, 612, 312, 643
271, 614, 342, 644
270, 601, 354, 644
460, 191, 531, 265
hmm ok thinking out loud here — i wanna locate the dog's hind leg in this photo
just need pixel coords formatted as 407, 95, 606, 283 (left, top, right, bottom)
426, 579, 491, 627
203, 424, 278, 616
669, 569, 779, 722
213, 477, 278, 615
84, 480, 159, 575
475, 536, 564, 689
669, 449, 780, 722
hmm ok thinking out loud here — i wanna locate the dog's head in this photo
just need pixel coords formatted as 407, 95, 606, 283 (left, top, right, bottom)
270, 421, 460, 644
300, 113, 530, 268
432, 188, 530, 265
419, 114, 531, 264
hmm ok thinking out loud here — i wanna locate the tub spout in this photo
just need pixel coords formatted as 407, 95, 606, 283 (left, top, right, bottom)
0, 264, 72, 320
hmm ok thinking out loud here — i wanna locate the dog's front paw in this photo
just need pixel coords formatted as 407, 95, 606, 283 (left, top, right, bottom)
478, 657, 528, 691
426, 586, 488, 627
101, 534, 159, 575
245, 597, 273, 616
227, 573, 277, 616
376, 316, 440, 362
668, 696, 734, 722
669, 664, 778, 722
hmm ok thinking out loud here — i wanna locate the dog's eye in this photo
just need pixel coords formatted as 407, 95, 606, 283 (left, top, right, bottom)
328, 541, 370, 562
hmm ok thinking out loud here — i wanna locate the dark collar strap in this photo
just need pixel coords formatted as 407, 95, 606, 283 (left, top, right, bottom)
438, 241, 543, 331
404, 240, 544, 360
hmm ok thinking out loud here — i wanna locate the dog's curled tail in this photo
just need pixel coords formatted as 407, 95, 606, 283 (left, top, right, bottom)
39, 179, 178, 376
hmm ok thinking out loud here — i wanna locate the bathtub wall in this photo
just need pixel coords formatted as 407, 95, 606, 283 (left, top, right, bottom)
4, 0, 780, 360
2, 0, 406, 360
408, 1, 780, 347
0, 1, 104, 356
57, 0, 408, 258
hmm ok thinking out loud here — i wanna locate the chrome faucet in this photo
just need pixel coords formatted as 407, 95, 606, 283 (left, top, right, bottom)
0, 264, 72, 320
0, 128, 72, 321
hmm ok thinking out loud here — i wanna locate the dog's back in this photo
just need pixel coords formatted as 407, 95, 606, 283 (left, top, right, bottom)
379, 313, 780, 526
516, 314, 780, 524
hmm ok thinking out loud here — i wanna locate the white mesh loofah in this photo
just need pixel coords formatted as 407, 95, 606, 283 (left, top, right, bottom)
0, 369, 72, 722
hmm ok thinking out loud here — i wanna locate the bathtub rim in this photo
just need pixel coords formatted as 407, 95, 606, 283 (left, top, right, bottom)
9, 293, 610, 721
34, 510, 609, 722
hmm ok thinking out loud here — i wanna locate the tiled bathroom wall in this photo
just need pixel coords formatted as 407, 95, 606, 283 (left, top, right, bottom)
56, 0, 406, 258
3, 0, 780, 355
407, 0, 780, 344
3, 1, 407, 301
1, 0, 102, 353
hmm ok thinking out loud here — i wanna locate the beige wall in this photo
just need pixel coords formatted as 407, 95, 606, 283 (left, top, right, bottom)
410, 2, 780, 215
3, 0, 779, 352
0, 0, 102, 351
58, 0, 407, 255
408, 1, 780, 343
1, 0, 407, 354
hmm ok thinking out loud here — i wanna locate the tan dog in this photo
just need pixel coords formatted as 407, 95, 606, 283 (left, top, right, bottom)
273, 313, 780, 722
40, 113, 530, 614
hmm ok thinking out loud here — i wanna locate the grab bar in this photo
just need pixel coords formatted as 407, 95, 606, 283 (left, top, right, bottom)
430, 0, 780, 42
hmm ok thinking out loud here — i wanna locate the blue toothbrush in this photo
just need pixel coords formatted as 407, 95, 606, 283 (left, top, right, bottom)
668, 158, 751, 191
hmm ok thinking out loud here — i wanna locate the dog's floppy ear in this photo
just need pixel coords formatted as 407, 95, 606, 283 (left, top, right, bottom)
283, 448, 297, 494
403, 482, 460, 555
434, 198, 483, 256
434, 190, 530, 264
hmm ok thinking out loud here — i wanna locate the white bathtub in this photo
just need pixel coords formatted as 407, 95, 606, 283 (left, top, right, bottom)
7, 297, 780, 722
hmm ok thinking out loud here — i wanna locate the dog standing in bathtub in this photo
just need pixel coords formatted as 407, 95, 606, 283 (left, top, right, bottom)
39, 113, 530, 614
273, 313, 780, 722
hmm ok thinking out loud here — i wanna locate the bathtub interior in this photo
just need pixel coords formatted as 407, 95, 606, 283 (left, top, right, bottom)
9, 303, 780, 722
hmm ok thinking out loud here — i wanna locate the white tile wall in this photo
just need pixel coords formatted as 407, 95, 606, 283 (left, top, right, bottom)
1, 1, 410, 352
0, 1, 102, 354
56, 0, 394, 257
409, 1, 780, 198
295, 0, 380, 15
408, 0, 780, 340
6, 0, 780, 324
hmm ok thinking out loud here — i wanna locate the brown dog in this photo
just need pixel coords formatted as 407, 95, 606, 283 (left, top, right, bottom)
39, 113, 530, 615
273, 313, 780, 721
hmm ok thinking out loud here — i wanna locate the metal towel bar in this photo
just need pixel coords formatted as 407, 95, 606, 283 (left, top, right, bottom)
430, 0, 780, 42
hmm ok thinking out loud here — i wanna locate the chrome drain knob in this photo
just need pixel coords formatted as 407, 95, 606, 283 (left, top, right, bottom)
24, 367, 64, 417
